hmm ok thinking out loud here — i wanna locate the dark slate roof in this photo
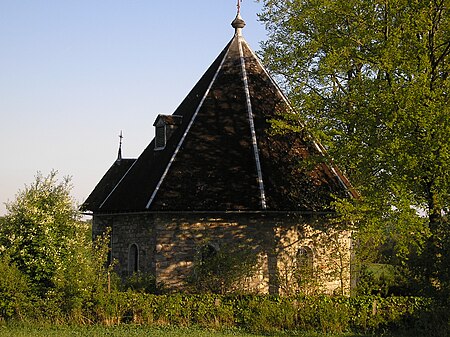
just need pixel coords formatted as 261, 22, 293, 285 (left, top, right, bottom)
82, 158, 136, 211
83, 16, 357, 214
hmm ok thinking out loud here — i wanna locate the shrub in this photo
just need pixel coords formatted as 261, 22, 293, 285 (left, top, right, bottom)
0, 254, 33, 321
123, 272, 164, 294
0, 268, 448, 336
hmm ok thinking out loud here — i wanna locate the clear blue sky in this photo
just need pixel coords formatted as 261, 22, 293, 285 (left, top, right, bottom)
0, 1, 267, 215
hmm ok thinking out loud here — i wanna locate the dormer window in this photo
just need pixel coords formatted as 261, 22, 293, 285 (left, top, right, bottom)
153, 114, 183, 151
155, 123, 166, 150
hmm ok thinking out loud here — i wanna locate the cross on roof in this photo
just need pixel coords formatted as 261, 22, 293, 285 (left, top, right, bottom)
117, 130, 123, 162
237, 0, 242, 14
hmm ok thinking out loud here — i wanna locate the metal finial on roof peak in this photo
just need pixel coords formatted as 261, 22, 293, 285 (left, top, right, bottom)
117, 130, 123, 163
231, 0, 246, 33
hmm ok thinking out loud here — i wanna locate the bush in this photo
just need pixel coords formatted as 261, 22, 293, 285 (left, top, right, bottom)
123, 272, 163, 294
235, 296, 297, 333
0, 254, 33, 321
0, 287, 448, 335
86, 293, 446, 335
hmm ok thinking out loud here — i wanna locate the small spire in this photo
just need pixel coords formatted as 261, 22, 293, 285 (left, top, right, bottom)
117, 130, 123, 163
231, 0, 246, 34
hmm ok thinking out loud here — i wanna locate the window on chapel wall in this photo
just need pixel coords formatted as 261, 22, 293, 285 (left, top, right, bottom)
128, 243, 139, 275
297, 246, 314, 275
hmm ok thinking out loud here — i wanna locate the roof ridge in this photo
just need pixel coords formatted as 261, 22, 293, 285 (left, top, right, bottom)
237, 34, 267, 209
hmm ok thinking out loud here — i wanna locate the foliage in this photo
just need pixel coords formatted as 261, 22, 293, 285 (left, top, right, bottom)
187, 242, 260, 294
0, 171, 113, 323
44, 227, 114, 323
353, 263, 412, 297
123, 272, 164, 294
258, 0, 450, 295
4, 293, 442, 336
0, 254, 33, 321
0, 171, 81, 293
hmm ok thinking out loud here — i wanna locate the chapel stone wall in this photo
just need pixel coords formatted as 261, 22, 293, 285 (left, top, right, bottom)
92, 213, 351, 295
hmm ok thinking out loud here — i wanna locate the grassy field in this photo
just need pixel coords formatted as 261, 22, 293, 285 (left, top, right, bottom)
0, 325, 374, 337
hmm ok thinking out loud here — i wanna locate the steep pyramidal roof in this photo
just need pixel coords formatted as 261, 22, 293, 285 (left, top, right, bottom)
83, 13, 356, 214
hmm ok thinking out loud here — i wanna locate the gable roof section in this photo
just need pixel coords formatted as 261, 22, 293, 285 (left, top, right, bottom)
84, 17, 356, 214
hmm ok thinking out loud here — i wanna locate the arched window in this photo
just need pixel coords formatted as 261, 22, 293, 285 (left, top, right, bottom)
297, 246, 314, 274
128, 243, 139, 275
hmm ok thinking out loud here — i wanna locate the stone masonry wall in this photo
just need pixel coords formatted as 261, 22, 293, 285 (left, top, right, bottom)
153, 214, 276, 293
92, 212, 351, 294
93, 213, 156, 278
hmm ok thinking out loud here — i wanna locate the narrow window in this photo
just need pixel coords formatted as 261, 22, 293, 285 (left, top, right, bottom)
297, 246, 314, 274
128, 243, 139, 275
155, 125, 166, 150
153, 114, 182, 151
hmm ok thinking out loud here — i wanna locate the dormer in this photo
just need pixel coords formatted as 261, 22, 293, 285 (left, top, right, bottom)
153, 114, 183, 150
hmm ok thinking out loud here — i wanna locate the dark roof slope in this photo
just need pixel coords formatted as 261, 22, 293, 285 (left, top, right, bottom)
82, 158, 135, 211
83, 17, 356, 213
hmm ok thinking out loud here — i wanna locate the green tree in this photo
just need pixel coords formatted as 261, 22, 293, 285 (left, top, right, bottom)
0, 171, 80, 293
258, 0, 450, 294
0, 171, 113, 320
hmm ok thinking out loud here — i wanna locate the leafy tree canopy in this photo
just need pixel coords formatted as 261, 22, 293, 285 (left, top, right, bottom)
258, 0, 450, 293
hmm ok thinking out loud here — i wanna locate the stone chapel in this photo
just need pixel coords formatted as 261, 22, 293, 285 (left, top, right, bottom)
82, 10, 357, 295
